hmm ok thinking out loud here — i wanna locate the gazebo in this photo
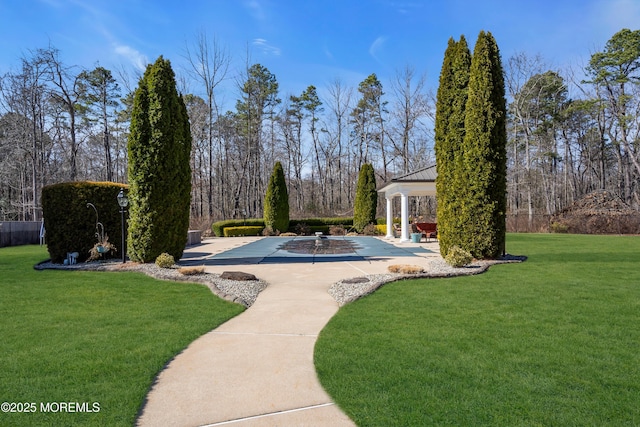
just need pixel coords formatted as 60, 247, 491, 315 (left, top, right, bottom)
377, 164, 437, 242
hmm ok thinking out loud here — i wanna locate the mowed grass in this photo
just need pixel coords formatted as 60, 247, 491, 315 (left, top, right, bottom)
315, 234, 640, 426
0, 245, 244, 426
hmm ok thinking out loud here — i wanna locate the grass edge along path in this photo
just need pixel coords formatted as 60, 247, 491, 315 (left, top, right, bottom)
315, 233, 640, 426
0, 245, 244, 427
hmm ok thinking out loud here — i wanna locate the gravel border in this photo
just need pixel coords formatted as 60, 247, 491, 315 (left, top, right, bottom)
35, 254, 525, 308
329, 256, 527, 306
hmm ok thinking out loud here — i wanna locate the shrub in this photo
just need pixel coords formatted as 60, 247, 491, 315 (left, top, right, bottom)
294, 222, 311, 235
362, 223, 382, 235
322, 217, 354, 226
212, 219, 264, 237
290, 217, 353, 228
353, 163, 378, 232
329, 225, 346, 236
388, 264, 424, 274
155, 253, 175, 268
42, 181, 127, 263
263, 161, 289, 233
261, 226, 278, 236
444, 245, 473, 267
550, 221, 569, 233
213, 217, 353, 237
128, 56, 192, 263
178, 266, 205, 275
435, 36, 471, 262
457, 31, 507, 259
223, 226, 264, 237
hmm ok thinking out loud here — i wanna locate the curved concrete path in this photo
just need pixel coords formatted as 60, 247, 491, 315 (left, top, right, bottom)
137, 237, 440, 426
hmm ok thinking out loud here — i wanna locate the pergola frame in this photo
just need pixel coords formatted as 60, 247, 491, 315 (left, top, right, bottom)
377, 165, 437, 242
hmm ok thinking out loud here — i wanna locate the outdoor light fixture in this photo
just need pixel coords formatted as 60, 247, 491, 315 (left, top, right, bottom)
117, 189, 129, 263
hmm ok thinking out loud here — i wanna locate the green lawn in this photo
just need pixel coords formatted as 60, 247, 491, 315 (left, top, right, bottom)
315, 233, 640, 426
0, 245, 244, 427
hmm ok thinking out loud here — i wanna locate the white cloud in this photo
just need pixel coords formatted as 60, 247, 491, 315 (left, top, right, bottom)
114, 44, 148, 71
244, 0, 266, 22
369, 36, 387, 61
253, 38, 281, 56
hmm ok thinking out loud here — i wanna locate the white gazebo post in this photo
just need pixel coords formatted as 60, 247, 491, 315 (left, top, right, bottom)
377, 165, 437, 243
400, 192, 410, 242
385, 197, 393, 238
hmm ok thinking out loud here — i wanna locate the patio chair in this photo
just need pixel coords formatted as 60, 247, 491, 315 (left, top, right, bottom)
415, 222, 437, 242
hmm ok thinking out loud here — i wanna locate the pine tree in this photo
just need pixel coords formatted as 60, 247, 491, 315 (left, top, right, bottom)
127, 56, 192, 262
353, 163, 378, 232
263, 161, 289, 233
460, 31, 507, 258
435, 36, 471, 257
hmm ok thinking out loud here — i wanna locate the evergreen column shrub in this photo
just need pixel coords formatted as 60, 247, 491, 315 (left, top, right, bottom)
460, 31, 507, 258
435, 36, 471, 257
127, 56, 192, 262
353, 163, 378, 232
263, 161, 289, 233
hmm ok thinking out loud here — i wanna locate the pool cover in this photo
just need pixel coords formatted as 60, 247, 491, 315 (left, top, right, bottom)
180, 236, 435, 266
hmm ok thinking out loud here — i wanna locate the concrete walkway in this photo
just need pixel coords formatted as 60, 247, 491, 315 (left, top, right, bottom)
137, 236, 441, 427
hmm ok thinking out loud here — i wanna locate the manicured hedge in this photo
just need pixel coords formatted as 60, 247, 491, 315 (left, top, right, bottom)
42, 181, 128, 263
212, 219, 265, 237
376, 217, 400, 225
290, 217, 353, 227
212, 217, 354, 237
223, 226, 264, 237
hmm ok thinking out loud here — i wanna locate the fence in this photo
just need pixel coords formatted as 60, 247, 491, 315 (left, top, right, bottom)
0, 221, 43, 247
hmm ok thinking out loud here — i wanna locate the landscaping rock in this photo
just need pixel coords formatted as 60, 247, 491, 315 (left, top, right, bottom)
221, 271, 258, 281
342, 277, 370, 284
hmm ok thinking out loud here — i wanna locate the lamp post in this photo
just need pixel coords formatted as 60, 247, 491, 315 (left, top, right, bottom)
117, 189, 128, 263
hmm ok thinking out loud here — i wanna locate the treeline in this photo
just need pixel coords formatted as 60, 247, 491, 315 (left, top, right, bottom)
506, 29, 640, 226
1, 29, 638, 225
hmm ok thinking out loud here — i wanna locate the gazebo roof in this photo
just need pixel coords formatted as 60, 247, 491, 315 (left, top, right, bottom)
386, 164, 437, 182
377, 164, 437, 197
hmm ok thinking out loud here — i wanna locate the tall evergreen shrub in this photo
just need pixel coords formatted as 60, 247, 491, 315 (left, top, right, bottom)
460, 31, 507, 258
353, 163, 378, 232
263, 161, 289, 233
127, 56, 192, 262
435, 36, 471, 257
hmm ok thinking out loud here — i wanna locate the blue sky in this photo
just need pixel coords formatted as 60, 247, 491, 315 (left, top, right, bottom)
1, 0, 639, 109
